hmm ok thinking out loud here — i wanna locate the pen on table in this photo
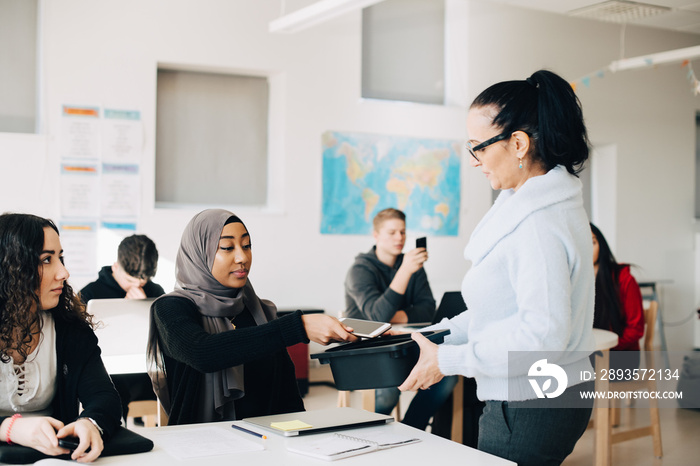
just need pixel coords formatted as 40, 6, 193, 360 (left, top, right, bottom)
231, 423, 267, 439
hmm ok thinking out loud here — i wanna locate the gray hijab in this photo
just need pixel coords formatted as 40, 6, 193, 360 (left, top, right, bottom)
148, 209, 276, 421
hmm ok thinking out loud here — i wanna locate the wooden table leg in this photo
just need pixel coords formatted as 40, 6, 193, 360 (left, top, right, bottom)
337, 391, 350, 407
451, 377, 464, 443
361, 390, 375, 412
594, 350, 612, 466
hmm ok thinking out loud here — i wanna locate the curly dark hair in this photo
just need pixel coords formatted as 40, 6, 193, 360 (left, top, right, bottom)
0, 213, 93, 363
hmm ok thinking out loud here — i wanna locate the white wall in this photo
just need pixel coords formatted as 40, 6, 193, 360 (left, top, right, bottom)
466, 0, 700, 350
0, 0, 476, 316
1, 0, 699, 349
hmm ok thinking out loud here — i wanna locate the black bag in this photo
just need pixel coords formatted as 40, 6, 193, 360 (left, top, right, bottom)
0, 426, 154, 464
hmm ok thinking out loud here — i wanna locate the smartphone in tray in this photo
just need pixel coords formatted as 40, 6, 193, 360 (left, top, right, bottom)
339, 317, 391, 338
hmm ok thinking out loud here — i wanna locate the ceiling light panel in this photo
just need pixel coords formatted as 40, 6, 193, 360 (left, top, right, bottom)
568, 1, 671, 23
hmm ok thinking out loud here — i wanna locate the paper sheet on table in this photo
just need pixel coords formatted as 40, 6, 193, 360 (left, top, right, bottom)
150, 426, 264, 459
33, 460, 75, 465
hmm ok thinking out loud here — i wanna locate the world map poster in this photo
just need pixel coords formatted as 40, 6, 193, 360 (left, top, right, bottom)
321, 131, 461, 236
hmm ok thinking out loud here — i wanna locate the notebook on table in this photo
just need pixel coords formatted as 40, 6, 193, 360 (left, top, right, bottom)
286, 426, 421, 460
242, 407, 394, 437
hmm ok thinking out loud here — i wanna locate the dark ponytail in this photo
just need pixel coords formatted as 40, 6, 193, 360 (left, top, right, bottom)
470, 69, 590, 175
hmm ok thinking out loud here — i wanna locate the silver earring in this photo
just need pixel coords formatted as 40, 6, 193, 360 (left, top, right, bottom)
519, 160, 523, 169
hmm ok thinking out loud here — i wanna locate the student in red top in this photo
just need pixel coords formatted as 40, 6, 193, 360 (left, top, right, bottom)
591, 223, 645, 370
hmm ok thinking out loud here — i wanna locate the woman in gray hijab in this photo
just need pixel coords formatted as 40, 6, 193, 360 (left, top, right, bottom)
147, 209, 356, 425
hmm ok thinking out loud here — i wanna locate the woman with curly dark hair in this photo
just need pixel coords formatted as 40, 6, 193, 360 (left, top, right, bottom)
0, 213, 121, 463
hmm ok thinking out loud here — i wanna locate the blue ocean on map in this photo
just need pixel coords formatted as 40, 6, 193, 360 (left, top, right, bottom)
321, 131, 461, 236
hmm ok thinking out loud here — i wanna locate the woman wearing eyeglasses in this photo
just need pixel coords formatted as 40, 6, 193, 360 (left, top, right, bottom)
398, 70, 595, 466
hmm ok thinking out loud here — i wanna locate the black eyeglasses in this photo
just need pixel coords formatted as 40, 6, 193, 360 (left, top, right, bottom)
466, 132, 511, 162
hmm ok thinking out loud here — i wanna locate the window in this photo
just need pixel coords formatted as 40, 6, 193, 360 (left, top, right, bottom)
0, 0, 39, 133
362, 0, 445, 105
155, 69, 269, 207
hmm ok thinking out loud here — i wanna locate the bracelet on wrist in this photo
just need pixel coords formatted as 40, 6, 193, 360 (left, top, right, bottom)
78, 417, 103, 437
6, 413, 22, 445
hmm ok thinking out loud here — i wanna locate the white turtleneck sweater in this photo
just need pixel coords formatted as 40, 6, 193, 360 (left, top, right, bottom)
429, 166, 596, 402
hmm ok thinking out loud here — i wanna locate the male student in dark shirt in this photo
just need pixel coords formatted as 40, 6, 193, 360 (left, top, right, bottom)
344, 208, 456, 432
80, 234, 165, 424
80, 234, 165, 302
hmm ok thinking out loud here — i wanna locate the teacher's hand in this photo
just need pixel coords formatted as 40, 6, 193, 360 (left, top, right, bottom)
398, 332, 443, 391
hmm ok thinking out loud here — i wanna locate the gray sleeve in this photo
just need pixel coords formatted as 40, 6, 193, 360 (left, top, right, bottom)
344, 263, 402, 322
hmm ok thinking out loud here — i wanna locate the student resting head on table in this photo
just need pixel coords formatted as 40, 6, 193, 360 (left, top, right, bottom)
79, 233, 165, 425
0, 213, 121, 463
147, 209, 357, 425
398, 70, 597, 466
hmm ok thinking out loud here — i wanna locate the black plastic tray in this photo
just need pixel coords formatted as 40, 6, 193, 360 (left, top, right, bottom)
310, 330, 450, 390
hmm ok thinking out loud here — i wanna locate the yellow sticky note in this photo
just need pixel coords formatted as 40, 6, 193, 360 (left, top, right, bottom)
270, 420, 313, 431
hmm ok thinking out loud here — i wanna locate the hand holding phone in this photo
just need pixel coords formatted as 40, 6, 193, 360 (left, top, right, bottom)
58, 437, 81, 451
339, 317, 391, 338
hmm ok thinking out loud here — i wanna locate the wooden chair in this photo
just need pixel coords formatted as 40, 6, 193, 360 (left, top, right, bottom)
157, 398, 169, 426
126, 396, 168, 427
126, 400, 158, 427
337, 390, 402, 421
608, 300, 662, 458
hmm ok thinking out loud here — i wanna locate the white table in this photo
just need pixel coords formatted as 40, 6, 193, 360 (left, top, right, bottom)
592, 328, 619, 466
91, 419, 515, 465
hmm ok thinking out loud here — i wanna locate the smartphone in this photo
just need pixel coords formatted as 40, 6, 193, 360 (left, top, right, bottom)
416, 237, 427, 249
58, 438, 80, 451
339, 317, 391, 338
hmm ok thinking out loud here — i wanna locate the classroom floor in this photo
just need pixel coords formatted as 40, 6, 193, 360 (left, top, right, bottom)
129, 363, 699, 465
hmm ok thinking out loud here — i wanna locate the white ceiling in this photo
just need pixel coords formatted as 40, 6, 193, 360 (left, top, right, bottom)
273, 1, 700, 35
484, 0, 700, 34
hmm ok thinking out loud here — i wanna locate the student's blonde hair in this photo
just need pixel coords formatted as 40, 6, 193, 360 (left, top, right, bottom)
372, 208, 406, 232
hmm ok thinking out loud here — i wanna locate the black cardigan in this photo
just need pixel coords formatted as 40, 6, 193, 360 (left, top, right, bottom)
152, 296, 308, 425
1, 313, 122, 440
